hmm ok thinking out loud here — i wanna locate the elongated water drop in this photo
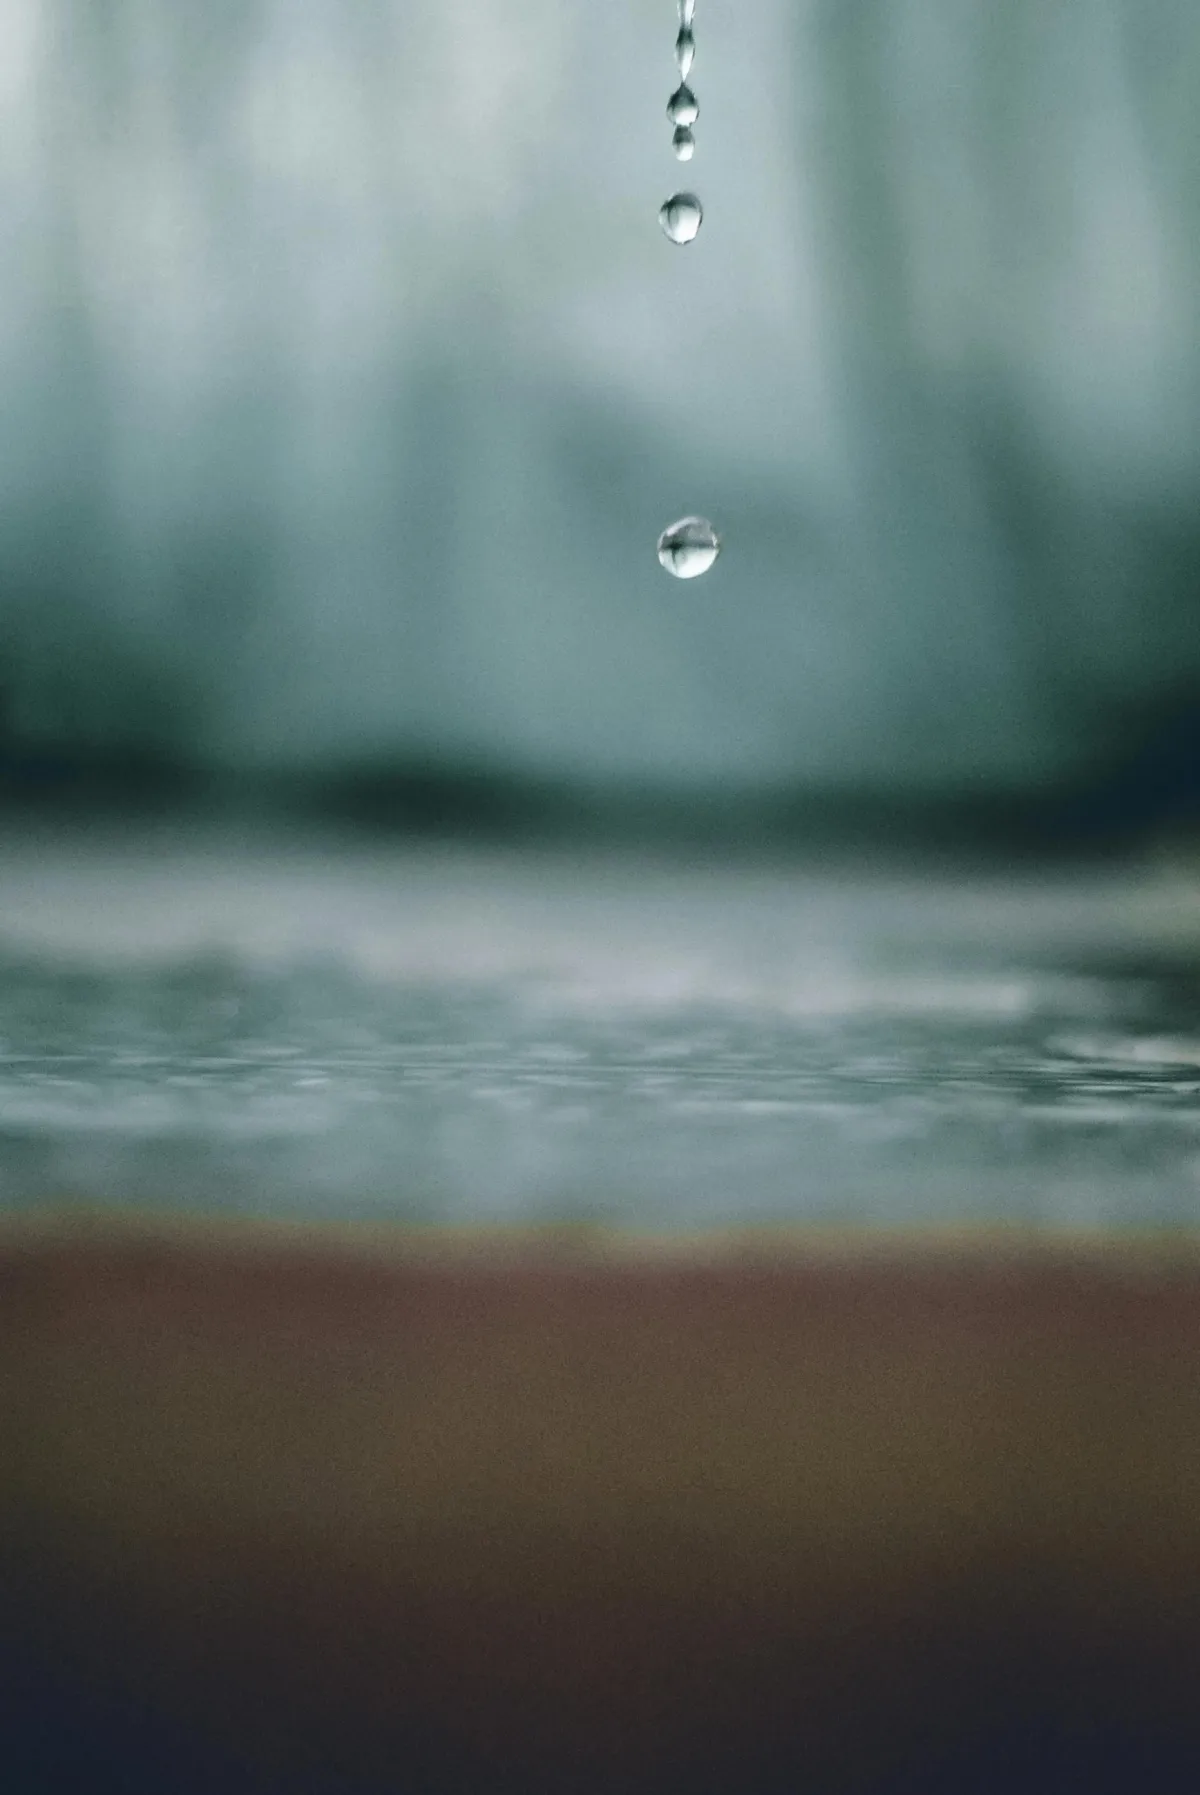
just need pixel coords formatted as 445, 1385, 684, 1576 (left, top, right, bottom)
667, 83, 698, 127
675, 26, 695, 78
671, 124, 695, 161
657, 516, 721, 579
658, 191, 702, 244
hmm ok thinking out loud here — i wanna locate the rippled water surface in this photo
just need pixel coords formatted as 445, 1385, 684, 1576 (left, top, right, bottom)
0, 829, 1197, 1226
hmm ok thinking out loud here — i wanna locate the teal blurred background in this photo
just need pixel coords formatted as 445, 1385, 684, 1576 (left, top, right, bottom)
2, 0, 1198, 841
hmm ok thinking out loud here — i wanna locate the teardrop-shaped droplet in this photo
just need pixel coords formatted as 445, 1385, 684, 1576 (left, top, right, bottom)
671, 124, 695, 161
658, 191, 703, 244
657, 516, 721, 579
666, 83, 698, 127
678, 0, 696, 25
675, 26, 695, 78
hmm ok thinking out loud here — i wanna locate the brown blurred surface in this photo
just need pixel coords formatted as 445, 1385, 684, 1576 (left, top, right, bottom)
2, 1218, 1199, 1793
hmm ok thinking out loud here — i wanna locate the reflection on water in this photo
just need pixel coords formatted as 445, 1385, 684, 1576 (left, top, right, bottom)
0, 832, 1196, 1227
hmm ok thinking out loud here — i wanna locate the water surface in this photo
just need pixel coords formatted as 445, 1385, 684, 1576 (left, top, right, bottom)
1, 828, 1196, 1228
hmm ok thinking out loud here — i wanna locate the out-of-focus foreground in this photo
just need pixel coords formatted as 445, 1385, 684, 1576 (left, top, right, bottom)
3, 1225, 1200, 1794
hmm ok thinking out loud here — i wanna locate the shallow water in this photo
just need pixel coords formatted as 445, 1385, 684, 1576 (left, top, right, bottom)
0, 828, 1197, 1227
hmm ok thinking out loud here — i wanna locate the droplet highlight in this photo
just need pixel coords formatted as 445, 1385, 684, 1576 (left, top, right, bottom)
657, 516, 721, 579
658, 191, 703, 244
675, 26, 695, 78
671, 124, 695, 162
678, 0, 696, 24
666, 83, 698, 127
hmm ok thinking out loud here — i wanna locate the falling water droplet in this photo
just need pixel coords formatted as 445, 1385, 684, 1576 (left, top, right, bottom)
654, 3, 719, 575
658, 191, 703, 244
666, 83, 698, 127
657, 516, 721, 579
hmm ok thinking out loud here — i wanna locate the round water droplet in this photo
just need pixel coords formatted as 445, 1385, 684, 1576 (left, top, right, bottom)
667, 83, 698, 127
657, 516, 721, 579
678, 0, 696, 25
675, 26, 695, 78
658, 191, 703, 243
671, 124, 695, 161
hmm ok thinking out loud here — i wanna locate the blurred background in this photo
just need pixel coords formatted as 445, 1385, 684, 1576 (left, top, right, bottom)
0, 0, 1198, 1225
2, 0, 1198, 834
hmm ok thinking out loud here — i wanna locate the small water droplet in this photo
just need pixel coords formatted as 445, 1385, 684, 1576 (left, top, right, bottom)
671, 124, 695, 161
667, 83, 698, 127
675, 26, 695, 77
678, 0, 696, 24
657, 516, 721, 579
658, 191, 703, 243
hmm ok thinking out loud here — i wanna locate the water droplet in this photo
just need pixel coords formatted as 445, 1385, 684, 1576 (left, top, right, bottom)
658, 191, 703, 243
667, 83, 698, 127
671, 124, 695, 161
657, 516, 721, 579
678, 0, 696, 24
675, 26, 695, 78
